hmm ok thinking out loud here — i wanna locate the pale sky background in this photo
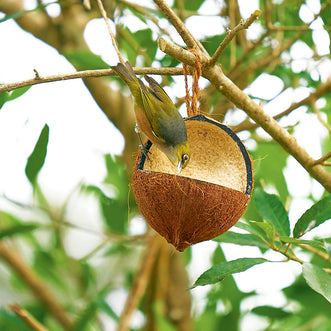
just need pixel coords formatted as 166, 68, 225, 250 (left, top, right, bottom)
0, 0, 330, 330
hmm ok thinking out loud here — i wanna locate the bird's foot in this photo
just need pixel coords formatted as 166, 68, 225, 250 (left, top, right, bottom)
139, 144, 151, 160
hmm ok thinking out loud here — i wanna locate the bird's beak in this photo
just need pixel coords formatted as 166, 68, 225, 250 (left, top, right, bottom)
177, 161, 183, 174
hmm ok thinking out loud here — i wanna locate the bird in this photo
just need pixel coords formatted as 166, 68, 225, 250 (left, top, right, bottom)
111, 61, 190, 173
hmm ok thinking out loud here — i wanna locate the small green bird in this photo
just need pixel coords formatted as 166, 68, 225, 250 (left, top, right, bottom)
111, 61, 190, 173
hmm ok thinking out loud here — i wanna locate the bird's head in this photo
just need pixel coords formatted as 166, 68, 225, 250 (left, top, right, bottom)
169, 142, 191, 174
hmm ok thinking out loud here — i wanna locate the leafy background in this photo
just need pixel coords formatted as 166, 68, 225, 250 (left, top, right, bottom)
0, 0, 331, 330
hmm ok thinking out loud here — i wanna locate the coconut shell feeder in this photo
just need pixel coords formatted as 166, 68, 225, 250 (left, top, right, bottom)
132, 114, 253, 251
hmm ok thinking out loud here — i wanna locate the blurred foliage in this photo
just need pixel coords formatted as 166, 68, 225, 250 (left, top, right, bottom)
0, 0, 331, 330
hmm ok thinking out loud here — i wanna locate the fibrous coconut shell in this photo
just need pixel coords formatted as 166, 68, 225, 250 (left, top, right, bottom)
132, 115, 253, 251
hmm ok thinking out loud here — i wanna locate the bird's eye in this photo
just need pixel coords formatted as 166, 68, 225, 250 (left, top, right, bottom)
182, 154, 189, 162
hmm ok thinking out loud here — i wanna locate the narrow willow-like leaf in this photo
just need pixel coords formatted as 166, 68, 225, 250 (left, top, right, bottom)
191, 258, 268, 288
293, 195, 331, 238
25, 124, 49, 184
97, 298, 118, 321
252, 305, 291, 319
213, 231, 268, 249
0, 92, 9, 109
71, 300, 98, 331
279, 236, 323, 248
8, 86, 31, 101
325, 242, 331, 260
0, 223, 40, 239
251, 220, 275, 244
302, 263, 331, 303
254, 188, 290, 236
235, 221, 265, 237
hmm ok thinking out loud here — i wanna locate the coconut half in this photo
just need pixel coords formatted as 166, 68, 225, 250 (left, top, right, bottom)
133, 115, 253, 251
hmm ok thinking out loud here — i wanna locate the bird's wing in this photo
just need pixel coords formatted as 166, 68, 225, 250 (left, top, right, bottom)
135, 79, 167, 144
139, 84, 187, 146
143, 75, 177, 116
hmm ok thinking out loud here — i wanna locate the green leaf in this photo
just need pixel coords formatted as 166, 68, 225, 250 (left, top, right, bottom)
320, 0, 331, 26
213, 231, 269, 249
97, 299, 118, 321
0, 92, 9, 109
279, 236, 323, 248
174, 0, 204, 11
0, 1, 57, 23
325, 242, 331, 260
250, 220, 276, 245
0, 309, 30, 331
0, 223, 40, 239
191, 258, 268, 288
254, 188, 290, 236
134, 29, 157, 65
64, 50, 110, 71
81, 156, 131, 235
82, 184, 127, 234
293, 195, 331, 238
302, 263, 331, 303
0, 87, 31, 110
25, 124, 49, 184
252, 305, 291, 319
250, 142, 289, 202
71, 301, 98, 331
8, 86, 31, 101
235, 221, 265, 238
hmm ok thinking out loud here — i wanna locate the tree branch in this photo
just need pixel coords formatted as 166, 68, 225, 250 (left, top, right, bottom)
313, 151, 331, 166
0, 67, 184, 93
299, 245, 331, 263
152, 0, 208, 56
0, 241, 72, 329
232, 75, 331, 132
311, 99, 331, 132
208, 9, 262, 66
8, 304, 49, 331
95, 0, 125, 63
116, 234, 161, 331
158, 37, 331, 192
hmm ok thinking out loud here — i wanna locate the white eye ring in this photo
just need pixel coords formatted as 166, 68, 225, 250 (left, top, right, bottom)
182, 154, 189, 162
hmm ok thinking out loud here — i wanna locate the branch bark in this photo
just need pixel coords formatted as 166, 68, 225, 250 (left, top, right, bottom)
232, 75, 331, 132
208, 9, 262, 66
0, 241, 72, 329
152, 0, 208, 56
0, 68, 184, 93
8, 304, 49, 331
117, 234, 161, 331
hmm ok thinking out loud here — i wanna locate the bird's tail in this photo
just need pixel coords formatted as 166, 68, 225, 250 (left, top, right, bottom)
111, 62, 144, 97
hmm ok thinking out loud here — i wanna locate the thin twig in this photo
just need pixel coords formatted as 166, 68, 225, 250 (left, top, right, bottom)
299, 244, 331, 263
152, 0, 209, 56
208, 10, 262, 66
116, 234, 161, 331
9, 304, 49, 331
119, 0, 172, 39
0, 67, 184, 93
0, 242, 72, 329
311, 99, 331, 132
95, 0, 125, 64
313, 151, 331, 166
232, 75, 331, 132
265, 0, 331, 31
324, 268, 331, 275
2, 194, 149, 244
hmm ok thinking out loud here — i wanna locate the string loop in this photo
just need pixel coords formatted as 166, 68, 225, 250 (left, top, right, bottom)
183, 49, 202, 117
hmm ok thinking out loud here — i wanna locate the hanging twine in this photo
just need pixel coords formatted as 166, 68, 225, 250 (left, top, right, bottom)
183, 49, 202, 117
